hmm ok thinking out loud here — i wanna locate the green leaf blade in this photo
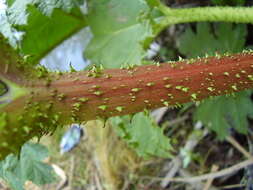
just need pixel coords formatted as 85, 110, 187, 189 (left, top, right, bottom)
111, 112, 173, 159
85, 0, 154, 68
179, 22, 251, 138
20, 6, 86, 62
0, 143, 56, 190
195, 91, 253, 139
20, 143, 56, 185
1, 0, 87, 62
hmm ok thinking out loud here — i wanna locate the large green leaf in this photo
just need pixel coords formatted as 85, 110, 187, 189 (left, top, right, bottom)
1, 0, 87, 62
178, 22, 250, 138
85, 0, 153, 68
110, 112, 173, 159
0, 143, 56, 190
19, 6, 86, 62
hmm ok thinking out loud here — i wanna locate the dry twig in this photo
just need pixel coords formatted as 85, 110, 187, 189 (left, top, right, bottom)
203, 165, 219, 190
226, 136, 251, 158
144, 158, 253, 183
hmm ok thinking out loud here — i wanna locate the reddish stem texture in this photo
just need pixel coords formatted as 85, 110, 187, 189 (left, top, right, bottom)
37, 52, 253, 121
1, 51, 253, 160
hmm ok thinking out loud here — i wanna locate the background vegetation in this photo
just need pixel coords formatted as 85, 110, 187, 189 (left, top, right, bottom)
1, 0, 253, 189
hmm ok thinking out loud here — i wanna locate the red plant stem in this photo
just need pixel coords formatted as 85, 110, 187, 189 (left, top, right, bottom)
1, 51, 253, 160
29, 52, 253, 121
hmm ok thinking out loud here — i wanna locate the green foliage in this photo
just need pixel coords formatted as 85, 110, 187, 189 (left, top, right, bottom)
0, 113, 7, 131
211, 0, 245, 6
178, 22, 252, 138
86, 0, 165, 160
0, 81, 8, 97
110, 112, 173, 159
195, 91, 253, 139
85, 0, 162, 159
19, 6, 85, 62
7, 0, 83, 25
85, 0, 153, 68
0, 143, 56, 190
1, 0, 253, 187
178, 23, 247, 57
145, 0, 160, 7
6, 0, 15, 6
1, 0, 86, 62
1, 0, 157, 66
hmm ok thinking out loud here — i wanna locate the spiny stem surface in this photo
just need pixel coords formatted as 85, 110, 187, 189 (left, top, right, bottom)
1, 52, 253, 159
43, 52, 253, 120
160, 6, 253, 25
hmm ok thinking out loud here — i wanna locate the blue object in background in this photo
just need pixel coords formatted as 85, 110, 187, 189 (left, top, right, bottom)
60, 124, 84, 154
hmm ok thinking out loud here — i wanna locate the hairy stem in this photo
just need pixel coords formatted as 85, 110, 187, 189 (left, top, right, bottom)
49, 52, 253, 118
157, 6, 253, 33
1, 51, 253, 159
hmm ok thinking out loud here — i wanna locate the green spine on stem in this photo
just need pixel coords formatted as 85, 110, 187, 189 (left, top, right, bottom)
1, 48, 253, 160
